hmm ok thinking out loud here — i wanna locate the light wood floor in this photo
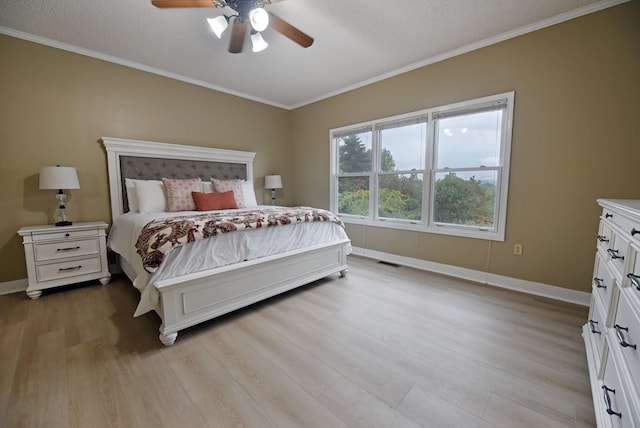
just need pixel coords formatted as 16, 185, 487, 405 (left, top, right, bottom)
0, 255, 595, 428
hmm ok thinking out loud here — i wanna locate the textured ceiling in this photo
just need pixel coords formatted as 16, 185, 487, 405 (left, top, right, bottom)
0, 0, 624, 109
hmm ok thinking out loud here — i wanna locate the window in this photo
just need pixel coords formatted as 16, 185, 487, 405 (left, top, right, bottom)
330, 92, 514, 241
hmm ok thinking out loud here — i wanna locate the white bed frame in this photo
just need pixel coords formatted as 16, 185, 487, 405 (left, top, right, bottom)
102, 137, 349, 346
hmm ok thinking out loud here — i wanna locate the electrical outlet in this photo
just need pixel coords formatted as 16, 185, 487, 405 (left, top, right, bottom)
513, 244, 523, 256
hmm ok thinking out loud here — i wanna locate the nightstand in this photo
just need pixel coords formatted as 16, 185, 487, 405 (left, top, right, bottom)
18, 221, 111, 299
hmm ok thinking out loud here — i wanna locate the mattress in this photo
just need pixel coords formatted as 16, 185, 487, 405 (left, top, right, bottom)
108, 206, 351, 316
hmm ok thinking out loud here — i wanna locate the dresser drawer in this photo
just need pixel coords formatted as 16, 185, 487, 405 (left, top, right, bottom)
30, 228, 99, 241
613, 292, 640, 398
603, 208, 638, 239
627, 247, 640, 293
594, 255, 616, 312
598, 221, 613, 252
608, 231, 629, 281
33, 238, 100, 262
35, 256, 103, 282
587, 297, 607, 371
602, 351, 637, 428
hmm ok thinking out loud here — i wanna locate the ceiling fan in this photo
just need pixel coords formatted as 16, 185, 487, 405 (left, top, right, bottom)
151, 0, 314, 54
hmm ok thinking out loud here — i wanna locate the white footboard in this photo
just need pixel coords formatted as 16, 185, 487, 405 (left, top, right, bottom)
154, 239, 350, 345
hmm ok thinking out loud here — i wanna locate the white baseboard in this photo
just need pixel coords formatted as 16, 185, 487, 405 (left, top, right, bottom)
0, 278, 28, 296
2, 251, 591, 306
350, 246, 591, 307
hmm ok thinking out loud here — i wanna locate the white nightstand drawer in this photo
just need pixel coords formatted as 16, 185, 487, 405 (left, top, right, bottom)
33, 238, 99, 262
31, 228, 98, 241
35, 256, 103, 282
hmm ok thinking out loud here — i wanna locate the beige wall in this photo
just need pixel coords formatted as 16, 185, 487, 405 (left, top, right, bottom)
0, 36, 291, 282
1, 2, 638, 292
290, 1, 640, 293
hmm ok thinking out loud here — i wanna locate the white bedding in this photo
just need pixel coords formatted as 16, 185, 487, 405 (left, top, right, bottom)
108, 206, 351, 316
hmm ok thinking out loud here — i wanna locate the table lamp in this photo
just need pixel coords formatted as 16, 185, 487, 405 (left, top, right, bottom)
264, 174, 282, 206
39, 165, 80, 226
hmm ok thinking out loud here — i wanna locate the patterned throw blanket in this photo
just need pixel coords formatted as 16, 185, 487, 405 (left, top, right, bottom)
135, 207, 344, 273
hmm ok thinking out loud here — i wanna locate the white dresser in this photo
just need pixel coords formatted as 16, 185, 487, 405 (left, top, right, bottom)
18, 221, 111, 299
583, 199, 640, 427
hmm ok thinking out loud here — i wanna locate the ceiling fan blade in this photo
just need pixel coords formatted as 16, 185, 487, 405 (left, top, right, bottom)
268, 13, 313, 48
151, 0, 221, 8
229, 22, 247, 53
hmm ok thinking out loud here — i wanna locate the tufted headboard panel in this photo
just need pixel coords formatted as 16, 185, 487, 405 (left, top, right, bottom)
119, 156, 248, 212
102, 137, 256, 221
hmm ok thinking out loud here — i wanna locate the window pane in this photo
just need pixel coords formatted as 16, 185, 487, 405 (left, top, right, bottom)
338, 176, 369, 216
338, 132, 372, 173
378, 173, 423, 220
433, 170, 498, 228
380, 122, 426, 171
435, 110, 503, 168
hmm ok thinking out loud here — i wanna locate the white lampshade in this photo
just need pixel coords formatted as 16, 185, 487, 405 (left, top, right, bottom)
207, 16, 228, 38
39, 166, 80, 190
264, 174, 282, 189
251, 32, 269, 53
249, 7, 269, 32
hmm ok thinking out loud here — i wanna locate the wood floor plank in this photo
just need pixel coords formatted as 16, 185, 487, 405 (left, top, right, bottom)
200, 325, 351, 428
318, 377, 422, 428
396, 385, 496, 428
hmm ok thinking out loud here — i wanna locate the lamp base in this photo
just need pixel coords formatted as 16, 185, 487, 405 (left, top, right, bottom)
55, 221, 73, 227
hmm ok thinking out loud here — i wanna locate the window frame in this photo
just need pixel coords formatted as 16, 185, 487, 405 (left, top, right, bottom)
330, 91, 515, 241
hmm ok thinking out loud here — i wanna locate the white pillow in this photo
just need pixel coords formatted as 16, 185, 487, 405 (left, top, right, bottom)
124, 178, 139, 212
201, 181, 214, 193
135, 179, 167, 213
241, 180, 258, 207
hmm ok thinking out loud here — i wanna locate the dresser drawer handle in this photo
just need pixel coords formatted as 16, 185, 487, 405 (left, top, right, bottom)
56, 246, 80, 252
605, 213, 613, 219
607, 249, 624, 260
58, 265, 82, 272
589, 320, 601, 334
632, 228, 640, 237
614, 324, 637, 350
594, 278, 606, 289
602, 386, 622, 418
628, 273, 640, 291
597, 235, 609, 243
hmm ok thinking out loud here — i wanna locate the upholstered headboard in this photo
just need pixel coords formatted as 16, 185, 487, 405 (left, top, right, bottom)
102, 137, 256, 221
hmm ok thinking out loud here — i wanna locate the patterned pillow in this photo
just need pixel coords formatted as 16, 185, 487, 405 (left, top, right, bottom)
211, 178, 246, 208
162, 178, 201, 212
192, 191, 238, 211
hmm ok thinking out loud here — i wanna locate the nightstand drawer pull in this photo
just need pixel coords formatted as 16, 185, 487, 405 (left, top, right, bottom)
607, 249, 624, 260
627, 273, 640, 291
602, 386, 622, 418
632, 228, 640, 237
597, 235, 609, 243
605, 213, 613, 219
589, 320, 601, 334
614, 324, 636, 350
56, 246, 81, 252
58, 265, 82, 272
594, 277, 606, 289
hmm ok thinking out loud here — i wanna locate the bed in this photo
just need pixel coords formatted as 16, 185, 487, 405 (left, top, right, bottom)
102, 136, 350, 346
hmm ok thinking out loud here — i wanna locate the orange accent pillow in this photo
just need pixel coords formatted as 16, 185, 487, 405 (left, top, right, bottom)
192, 191, 238, 211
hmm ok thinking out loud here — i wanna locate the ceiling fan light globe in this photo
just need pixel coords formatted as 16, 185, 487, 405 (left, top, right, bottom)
249, 7, 269, 32
207, 16, 228, 38
251, 32, 268, 52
